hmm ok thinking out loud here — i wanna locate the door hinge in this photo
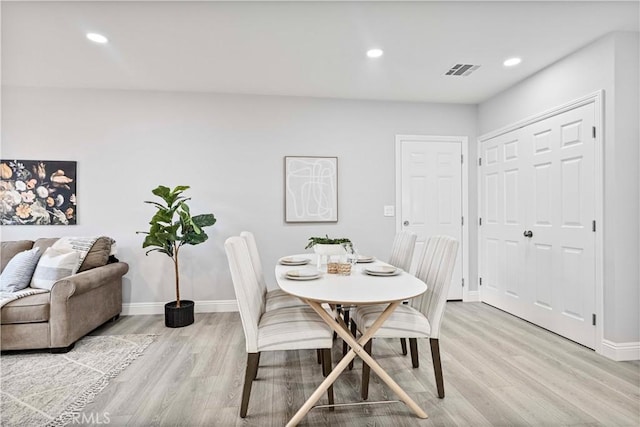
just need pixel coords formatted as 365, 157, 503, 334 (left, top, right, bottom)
478, 157, 482, 166
461, 216, 464, 226
592, 220, 596, 232
479, 277, 483, 286
592, 126, 596, 138
461, 154, 464, 164
592, 313, 596, 326
462, 278, 465, 287
479, 217, 482, 226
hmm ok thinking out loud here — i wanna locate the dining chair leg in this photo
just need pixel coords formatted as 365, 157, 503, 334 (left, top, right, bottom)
342, 308, 350, 357
321, 348, 335, 409
361, 339, 373, 400
317, 349, 322, 364
349, 319, 357, 370
240, 352, 260, 417
430, 338, 445, 398
409, 338, 419, 368
252, 352, 262, 380
333, 305, 342, 340
400, 298, 410, 356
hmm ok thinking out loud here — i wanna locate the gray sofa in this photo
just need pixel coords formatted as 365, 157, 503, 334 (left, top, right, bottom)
1, 237, 129, 352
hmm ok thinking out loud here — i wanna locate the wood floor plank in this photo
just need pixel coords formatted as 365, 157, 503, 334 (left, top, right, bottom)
509, 353, 638, 426
74, 302, 640, 426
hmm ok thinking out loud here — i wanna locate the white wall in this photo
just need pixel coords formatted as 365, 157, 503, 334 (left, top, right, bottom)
478, 32, 640, 345
1, 87, 477, 307
611, 31, 640, 346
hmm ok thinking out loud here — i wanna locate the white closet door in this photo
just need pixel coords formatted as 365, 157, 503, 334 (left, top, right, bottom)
479, 128, 529, 314
525, 103, 596, 346
400, 139, 463, 300
480, 102, 596, 348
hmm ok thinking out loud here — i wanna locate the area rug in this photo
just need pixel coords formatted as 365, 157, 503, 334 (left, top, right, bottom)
0, 334, 157, 427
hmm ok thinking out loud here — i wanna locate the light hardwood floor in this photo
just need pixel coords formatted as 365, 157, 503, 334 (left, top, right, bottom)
83, 302, 640, 426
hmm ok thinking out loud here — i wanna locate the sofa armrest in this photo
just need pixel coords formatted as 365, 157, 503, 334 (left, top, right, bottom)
48, 262, 128, 349
50, 262, 129, 300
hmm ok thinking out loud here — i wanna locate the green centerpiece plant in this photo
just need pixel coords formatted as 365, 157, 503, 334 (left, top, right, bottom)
138, 185, 216, 328
306, 235, 353, 270
305, 235, 351, 250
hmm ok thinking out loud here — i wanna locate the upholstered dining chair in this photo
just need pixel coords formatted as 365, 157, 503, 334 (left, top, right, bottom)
388, 230, 418, 272
352, 235, 459, 399
242, 231, 331, 366
225, 236, 334, 417
345, 231, 417, 364
388, 230, 418, 356
240, 231, 307, 311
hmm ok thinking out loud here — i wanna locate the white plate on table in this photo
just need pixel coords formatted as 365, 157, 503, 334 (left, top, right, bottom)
356, 255, 375, 263
279, 257, 311, 266
285, 268, 321, 281
364, 266, 401, 276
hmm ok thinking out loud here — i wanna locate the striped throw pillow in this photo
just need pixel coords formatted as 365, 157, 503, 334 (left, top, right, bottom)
0, 247, 42, 292
30, 248, 80, 291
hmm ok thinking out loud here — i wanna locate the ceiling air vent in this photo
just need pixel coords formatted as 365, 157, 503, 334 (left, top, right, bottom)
445, 64, 481, 77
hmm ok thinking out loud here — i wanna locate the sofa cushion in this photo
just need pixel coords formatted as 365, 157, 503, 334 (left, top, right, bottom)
78, 237, 113, 272
1, 241, 34, 273
0, 247, 42, 292
1, 292, 50, 324
32, 237, 59, 254
31, 248, 80, 291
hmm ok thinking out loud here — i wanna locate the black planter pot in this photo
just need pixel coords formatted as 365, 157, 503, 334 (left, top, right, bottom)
164, 300, 195, 328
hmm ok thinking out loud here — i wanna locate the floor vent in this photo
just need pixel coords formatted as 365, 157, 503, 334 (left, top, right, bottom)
445, 64, 481, 76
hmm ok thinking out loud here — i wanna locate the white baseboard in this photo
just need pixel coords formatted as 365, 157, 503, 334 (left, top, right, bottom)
121, 300, 238, 316
601, 339, 640, 361
464, 291, 481, 302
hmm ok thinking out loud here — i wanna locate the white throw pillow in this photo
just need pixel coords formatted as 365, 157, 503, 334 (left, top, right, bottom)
0, 247, 42, 292
30, 248, 80, 291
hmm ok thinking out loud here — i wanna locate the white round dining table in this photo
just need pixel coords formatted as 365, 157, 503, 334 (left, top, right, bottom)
275, 254, 429, 426
275, 255, 427, 305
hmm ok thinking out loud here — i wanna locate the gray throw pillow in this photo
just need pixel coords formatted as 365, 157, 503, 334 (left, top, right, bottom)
78, 236, 113, 272
0, 247, 42, 292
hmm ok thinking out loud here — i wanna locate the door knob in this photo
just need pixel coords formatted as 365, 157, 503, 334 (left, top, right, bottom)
523, 230, 533, 238
403, 220, 410, 226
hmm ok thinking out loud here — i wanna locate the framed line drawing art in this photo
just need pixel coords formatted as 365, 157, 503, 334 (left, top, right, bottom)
285, 156, 338, 223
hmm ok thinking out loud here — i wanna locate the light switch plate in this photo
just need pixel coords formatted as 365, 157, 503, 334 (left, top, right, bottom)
383, 205, 395, 217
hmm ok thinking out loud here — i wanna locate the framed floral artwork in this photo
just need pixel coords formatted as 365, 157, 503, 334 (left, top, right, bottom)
0, 160, 77, 225
284, 156, 338, 223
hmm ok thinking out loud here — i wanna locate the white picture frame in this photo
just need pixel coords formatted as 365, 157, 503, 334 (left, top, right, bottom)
284, 156, 338, 223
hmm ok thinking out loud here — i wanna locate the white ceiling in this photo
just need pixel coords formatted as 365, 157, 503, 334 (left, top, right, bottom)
2, 1, 638, 104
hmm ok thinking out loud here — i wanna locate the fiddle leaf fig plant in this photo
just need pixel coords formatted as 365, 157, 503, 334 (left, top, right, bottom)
137, 185, 216, 307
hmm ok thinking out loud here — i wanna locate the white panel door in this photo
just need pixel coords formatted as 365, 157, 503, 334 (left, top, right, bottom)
479, 128, 529, 314
480, 102, 596, 348
525, 104, 596, 346
400, 139, 463, 300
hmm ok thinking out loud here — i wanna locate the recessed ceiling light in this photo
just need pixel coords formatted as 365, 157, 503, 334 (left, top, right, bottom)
503, 57, 522, 67
366, 48, 384, 59
86, 33, 108, 44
